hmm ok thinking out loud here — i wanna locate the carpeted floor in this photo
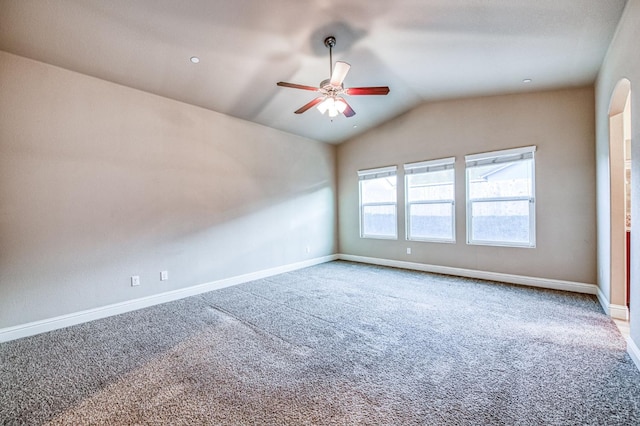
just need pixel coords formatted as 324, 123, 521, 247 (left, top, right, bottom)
1, 260, 639, 425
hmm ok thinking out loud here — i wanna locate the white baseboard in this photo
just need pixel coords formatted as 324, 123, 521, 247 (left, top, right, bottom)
338, 254, 598, 295
0, 254, 338, 343
609, 304, 630, 320
0, 254, 617, 343
628, 337, 640, 373
596, 287, 630, 320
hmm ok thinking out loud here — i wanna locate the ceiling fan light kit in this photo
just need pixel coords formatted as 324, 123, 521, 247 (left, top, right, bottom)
318, 97, 348, 117
277, 36, 390, 118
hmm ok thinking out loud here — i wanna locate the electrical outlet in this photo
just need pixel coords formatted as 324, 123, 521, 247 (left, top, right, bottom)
305, 246, 310, 254
406, 248, 412, 255
160, 270, 168, 281
131, 276, 140, 286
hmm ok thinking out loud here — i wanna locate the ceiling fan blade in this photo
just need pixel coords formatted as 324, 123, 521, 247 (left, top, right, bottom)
330, 61, 351, 86
294, 97, 325, 114
341, 99, 356, 118
345, 86, 390, 96
277, 82, 320, 92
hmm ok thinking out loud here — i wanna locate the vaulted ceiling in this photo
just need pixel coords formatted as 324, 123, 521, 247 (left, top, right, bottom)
0, 0, 628, 143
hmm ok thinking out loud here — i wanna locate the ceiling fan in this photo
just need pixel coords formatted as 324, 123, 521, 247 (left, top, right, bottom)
277, 36, 390, 118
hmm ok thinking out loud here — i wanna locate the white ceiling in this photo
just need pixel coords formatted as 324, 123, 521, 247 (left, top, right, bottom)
0, 0, 628, 144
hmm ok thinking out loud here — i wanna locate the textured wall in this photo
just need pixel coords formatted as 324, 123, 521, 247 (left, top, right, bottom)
0, 52, 336, 328
338, 87, 596, 284
596, 0, 640, 351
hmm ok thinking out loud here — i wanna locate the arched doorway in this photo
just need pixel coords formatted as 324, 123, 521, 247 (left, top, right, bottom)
609, 78, 632, 320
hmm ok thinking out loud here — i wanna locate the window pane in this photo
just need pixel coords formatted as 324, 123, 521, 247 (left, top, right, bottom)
468, 159, 533, 199
407, 169, 454, 202
361, 176, 397, 204
362, 205, 396, 237
408, 203, 453, 240
471, 200, 530, 243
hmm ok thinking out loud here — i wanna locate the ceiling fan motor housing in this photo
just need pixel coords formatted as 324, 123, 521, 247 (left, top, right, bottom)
320, 79, 343, 92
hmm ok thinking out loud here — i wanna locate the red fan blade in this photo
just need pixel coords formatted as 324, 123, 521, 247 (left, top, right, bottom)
339, 98, 356, 117
277, 82, 320, 92
294, 97, 325, 114
330, 61, 351, 86
345, 86, 390, 96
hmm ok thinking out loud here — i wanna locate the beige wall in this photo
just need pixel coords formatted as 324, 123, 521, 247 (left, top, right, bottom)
338, 87, 596, 284
596, 0, 640, 348
0, 51, 337, 328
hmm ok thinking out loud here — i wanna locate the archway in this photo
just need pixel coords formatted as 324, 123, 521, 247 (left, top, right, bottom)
609, 78, 632, 320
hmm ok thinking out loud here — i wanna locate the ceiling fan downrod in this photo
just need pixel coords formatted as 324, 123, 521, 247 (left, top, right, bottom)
324, 36, 336, 77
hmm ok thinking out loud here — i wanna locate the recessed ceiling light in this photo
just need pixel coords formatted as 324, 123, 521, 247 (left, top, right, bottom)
190, 56, 200, 64
523, 78, 532, 84
353, 125, 358, 128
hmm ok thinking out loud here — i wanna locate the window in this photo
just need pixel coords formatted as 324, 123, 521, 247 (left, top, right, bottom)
404, 157, 455, 242
465, 146, 536, 247
358, 166, 397, 239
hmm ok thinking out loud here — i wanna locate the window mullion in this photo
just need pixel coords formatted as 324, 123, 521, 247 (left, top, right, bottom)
407, 200, 455, 206
468, 196, 532, 203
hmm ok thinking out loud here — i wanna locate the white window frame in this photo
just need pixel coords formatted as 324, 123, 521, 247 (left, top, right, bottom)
404, 157, 456, 243
465, 146, 536, 248
358, 165, 398, 240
